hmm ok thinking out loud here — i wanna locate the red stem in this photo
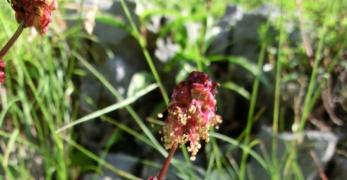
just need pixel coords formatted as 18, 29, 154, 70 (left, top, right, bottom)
0, 23, 25, 59
157, 144, 177, 180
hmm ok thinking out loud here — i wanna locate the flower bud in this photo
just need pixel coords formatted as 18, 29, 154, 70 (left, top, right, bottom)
10, 0, 57, 34
162, 71, 222, 160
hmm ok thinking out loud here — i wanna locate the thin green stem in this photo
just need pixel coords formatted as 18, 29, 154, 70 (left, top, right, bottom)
286, 1, 337, 179
271, 4, 285, 179
239, 40, 267, 180
119, 0, 169, 105
298, 1, 335, 131
72, 51, 166, 155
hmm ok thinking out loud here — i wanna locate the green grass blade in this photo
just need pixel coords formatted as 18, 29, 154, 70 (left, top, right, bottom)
210, 132, 268, 172
222, 82, 250, 100
56, 84, 158, 133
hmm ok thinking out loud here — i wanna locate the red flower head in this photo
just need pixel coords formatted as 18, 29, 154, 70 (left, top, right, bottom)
10, 0, 57, 34
0, 60, 5, 84
162, 71, 222, 160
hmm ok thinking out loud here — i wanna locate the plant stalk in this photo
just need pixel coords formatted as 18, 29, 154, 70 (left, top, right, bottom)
0, 23, 25, 59
158, 144, 177, 180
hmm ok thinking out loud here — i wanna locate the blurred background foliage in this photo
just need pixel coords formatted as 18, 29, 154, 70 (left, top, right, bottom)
0, 0, 347, 179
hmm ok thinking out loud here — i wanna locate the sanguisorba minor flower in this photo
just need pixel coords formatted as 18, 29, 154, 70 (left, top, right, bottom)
153, 71, 222, 180
10, 0, 57, 34
162, 71, 222, 160
0, 60, 5, 84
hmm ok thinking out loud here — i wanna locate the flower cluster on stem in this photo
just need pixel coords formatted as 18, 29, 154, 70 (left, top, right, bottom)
162, 71, 222, 160
151, 71, 222, 180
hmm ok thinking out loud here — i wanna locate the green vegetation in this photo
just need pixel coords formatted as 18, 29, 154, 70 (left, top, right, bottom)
0, 0, 346, 179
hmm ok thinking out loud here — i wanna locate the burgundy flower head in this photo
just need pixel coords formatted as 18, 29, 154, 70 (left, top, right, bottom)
0, 60, 5, 84
10, 0, 57, 34
162, 71, 222, 160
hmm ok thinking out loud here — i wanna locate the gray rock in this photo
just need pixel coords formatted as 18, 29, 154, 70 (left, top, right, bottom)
83, 153, 138, 180
328, 155, 347, 180
82, 0, 113, 10
77, 1, 148, 151
253, 4, 280, 22
79, 54, 145, 112
208, 4, 274, 60
217, 5, 244, 29
207, 5, 243, 55
248, 126, 338, 180
93, 1, 139, 45
230, 13, 267, 62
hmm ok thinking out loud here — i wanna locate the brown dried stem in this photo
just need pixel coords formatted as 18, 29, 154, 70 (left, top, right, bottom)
309, 150, 328, 180
321, 77, 343, 125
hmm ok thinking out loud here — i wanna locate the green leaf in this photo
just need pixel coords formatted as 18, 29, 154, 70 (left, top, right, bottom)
95, 13, 130, 32
208, 55, 259, 76
222, 82, 250, 100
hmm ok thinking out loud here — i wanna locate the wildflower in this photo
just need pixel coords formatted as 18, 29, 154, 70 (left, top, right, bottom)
162, 71, 222, 160
10, 0, 57, 34
0, 60, 5, 84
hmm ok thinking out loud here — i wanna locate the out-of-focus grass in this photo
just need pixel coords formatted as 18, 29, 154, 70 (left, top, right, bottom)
0, 0, 346, 179
0, 1, 144, 179
0, 1, 71, 178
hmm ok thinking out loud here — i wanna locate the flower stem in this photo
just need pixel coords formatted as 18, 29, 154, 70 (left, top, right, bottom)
157, 144, 177, 180
0, 23, 25, 59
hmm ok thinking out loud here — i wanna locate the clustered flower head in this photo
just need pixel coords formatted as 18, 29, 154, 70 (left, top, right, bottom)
9, 0, 57, 34
0, 60, 5, 84
161, 71, 222, 160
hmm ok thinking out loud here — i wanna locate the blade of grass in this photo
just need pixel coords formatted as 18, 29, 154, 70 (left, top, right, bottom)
239, 26, 268, 179
93, 129, 120, 180
119, 0, 169, 105
298, 0, 336, 131
222, 82, 250, 100
2, 129, 19, 167
0, 97, 20, 126
72, 51, 166, 155
208, 55, 259, 77
210, 132, 269, 172
56, 84, 158, 133
271, 2, 286, 178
